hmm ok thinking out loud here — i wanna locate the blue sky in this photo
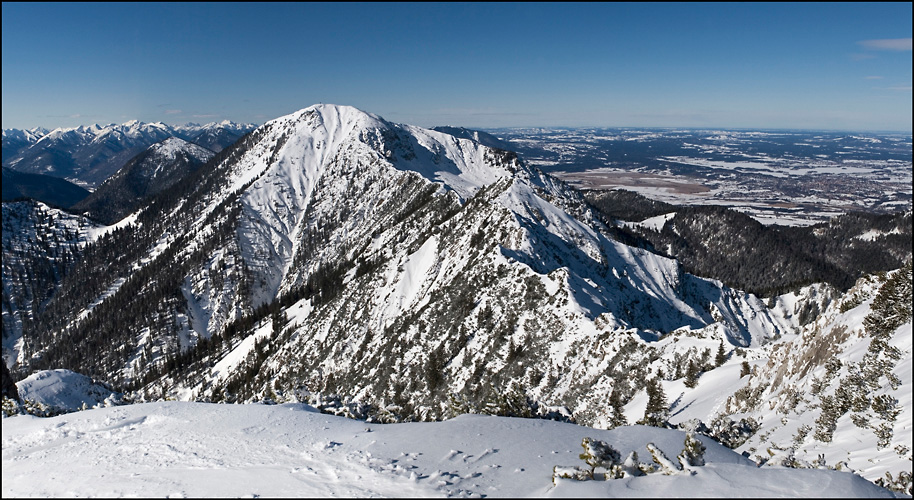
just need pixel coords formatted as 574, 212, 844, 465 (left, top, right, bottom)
2, 2, 911, 132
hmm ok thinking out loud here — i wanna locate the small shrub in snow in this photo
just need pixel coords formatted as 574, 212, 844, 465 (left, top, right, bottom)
708, 415, 760, 449
814, 394, 841, 443
552, 465, 593, 483
2, 397, 21, 417
622, 450, 653, 476
678, 432, 706, 468
579, 437, 621, 470
871, 394, 900, 422
873, 423, 894, 450
763, 446, 808, 468
849, 413, 869, 429
792, 424, 812, 447
646, 442, 683, 475
1, 397, 69, 418
875, 470, 913, 497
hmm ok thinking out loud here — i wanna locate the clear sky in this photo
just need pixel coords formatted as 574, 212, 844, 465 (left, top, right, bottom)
2, 2, 911, 132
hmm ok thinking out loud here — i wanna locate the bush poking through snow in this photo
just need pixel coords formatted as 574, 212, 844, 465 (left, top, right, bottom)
646, 442, 683, 475
875, 470, 913, 497
622, 450, 653, 477
557, 435, 707, 482
579, 437, 621, 471
678, 432, 707, 469
552, 465, 593, 484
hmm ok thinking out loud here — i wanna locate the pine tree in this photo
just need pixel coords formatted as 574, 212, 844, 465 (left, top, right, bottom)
715, 340, 727, 366
684, 360, 700, 388
607, 388, 629, 428
740, 361, 751, 378
639, 378, 669, 427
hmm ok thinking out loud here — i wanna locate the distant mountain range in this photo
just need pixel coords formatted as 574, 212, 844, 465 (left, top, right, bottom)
2, 120, 255, 187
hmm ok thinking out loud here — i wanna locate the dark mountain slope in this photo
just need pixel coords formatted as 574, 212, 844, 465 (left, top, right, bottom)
2, 167, 90, 208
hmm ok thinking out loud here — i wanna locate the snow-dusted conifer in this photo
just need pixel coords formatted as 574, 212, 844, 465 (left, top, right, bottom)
715, 340, 727, 366
607, 389, 628, 428
684, 360, 700, 388
639, 378, 669, 427
619, 450, 649, 477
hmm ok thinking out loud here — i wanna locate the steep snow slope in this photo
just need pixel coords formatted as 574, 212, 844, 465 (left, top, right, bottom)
730, 265, 912, 488
1, 401, 899, 498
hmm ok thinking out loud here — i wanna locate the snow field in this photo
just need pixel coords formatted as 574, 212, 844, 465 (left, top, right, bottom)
2, 401, 897, 498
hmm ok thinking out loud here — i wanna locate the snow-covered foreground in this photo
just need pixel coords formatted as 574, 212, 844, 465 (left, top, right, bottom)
2, 401, 899, 498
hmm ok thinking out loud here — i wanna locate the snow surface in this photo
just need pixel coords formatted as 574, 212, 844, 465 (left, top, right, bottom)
2, 401, 899, 498
624, 212, 676, 232
15, 369, 119, 410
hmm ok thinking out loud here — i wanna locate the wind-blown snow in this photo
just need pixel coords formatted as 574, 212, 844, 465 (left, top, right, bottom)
1, 402, 897, 498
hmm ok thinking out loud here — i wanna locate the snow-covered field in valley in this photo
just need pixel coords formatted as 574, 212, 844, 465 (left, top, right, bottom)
2, 401, 899, 498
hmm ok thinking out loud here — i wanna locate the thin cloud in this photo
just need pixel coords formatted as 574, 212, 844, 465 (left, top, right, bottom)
858, 38, 913, 51
865, 76, 884, 80
886, 86, 912, 92
850, 53, 877, 61
164, 109, 182, 115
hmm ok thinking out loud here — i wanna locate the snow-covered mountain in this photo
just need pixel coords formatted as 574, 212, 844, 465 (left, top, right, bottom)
430, 125, 512, 150
0, 127, 48, 163
2, 120, 254, 187
22, 104, 790, 405
72, 137, 215, 224
4, 104, 910, 495
175, 120, 255, 152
